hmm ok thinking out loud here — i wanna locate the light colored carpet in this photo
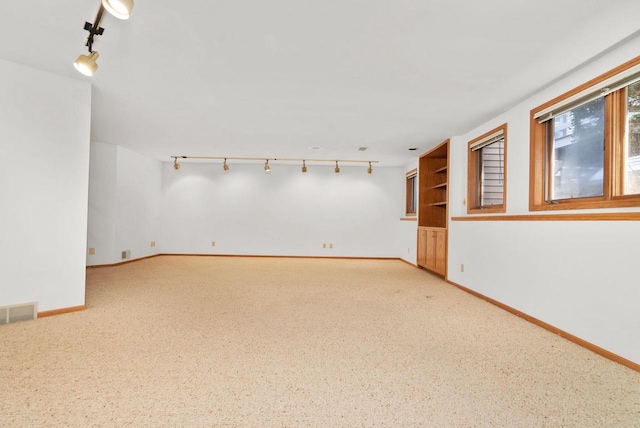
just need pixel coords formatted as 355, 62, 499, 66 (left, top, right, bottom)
1, 256, 639, 427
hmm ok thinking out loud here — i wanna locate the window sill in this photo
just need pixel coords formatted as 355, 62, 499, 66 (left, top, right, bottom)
452, 212, 640, 221
467, 206, 505, 214
529, 196, 640, 211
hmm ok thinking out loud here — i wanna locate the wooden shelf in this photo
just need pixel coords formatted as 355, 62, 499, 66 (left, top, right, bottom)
434, 166, 448, 174
427, 202, 447, 207
430, 182, 447, 189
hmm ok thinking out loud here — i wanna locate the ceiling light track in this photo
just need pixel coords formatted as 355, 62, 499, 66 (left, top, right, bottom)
172, 156, 378, 163
73, 0, 135, 76
171, 156, 378, 174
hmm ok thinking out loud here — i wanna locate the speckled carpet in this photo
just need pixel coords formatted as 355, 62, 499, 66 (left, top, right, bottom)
1, 256, 639, 427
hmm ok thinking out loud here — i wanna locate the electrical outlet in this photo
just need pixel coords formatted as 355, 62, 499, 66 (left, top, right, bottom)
329, 243, 333, 249
122, 250, 131, 260
463, 198, 467, 206
150, 241, 156, 247
461, 264, 464, 272
407, 248, 410, 253
212, 241, 216, 247
88, 248, 95, 255
323, 243, 326, 248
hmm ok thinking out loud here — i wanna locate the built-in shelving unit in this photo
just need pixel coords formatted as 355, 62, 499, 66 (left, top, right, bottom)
417, 140, 449, 276
418, 140, 449, 229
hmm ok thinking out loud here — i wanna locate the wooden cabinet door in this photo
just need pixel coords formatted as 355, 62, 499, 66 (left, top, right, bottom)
417, 228, 427, 267
434, 229, 446, 275
425, 230, 436, 271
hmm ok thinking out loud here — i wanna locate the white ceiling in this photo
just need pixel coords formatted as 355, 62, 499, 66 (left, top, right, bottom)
1, 1, 640, 166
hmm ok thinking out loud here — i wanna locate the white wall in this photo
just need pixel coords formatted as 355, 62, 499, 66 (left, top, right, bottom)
87, 142, 117, 266
0, 59, 91, 312
446, 35, 640, 364
87, 143, 162, 266
114, 146, 162, 263
399, 159, 419, 265
161, 162, 405, 258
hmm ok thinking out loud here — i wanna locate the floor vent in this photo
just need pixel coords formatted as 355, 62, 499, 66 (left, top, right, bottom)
0, 302, 38, 325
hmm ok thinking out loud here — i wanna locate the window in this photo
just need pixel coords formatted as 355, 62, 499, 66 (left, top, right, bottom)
405, 169, 417, 216
467, 124, 507, 214
625, 80, 640, 194
548, 98, 605, 200
530, 56, 640, 210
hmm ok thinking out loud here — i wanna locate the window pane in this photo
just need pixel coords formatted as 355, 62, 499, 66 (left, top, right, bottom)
480, 138, 504, 207
550, 97, 605, 200
406, 174, 417, 215
411, 176, 417, 213
625, 81, 640, 195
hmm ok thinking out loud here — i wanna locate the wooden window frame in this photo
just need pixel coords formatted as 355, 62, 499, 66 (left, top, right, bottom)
405, 169, 418, 216
530, 55, 640, 211
467, 123, 508, 214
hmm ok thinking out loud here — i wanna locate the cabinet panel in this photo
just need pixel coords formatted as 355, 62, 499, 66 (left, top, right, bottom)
417, 227, 446, 276
425, 230, 436, 271
417, 228, 428, 267
434, 229, 446, 275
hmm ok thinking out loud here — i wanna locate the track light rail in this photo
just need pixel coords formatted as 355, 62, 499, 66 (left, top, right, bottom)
171, 156, 379, 164
171, 156, 377, 174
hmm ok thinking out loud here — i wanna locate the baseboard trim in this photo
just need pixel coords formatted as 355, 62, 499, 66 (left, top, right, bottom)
160, 253, 400, 260
446, 279, 640, 373
38, 305, 86, 318
87, 254, 161, 269
88, 254, 403, 268
398, 258, 418, 268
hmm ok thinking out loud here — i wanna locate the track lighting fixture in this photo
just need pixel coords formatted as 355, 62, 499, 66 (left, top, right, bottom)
73, 51, 100, 76
74, 1, 134, 76
170, 156, 378, 173
101, 0, 135, 20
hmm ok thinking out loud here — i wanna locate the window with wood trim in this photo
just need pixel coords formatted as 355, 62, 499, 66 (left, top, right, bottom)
467, 124, 507, 214
405, 169, 417, 216
530, 56, 640, 210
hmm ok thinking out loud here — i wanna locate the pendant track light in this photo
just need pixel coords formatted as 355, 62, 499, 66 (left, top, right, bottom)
173, 158, 181, 170
74, 51, 100, 76
334, 161, 340, 174
73, 1, 134, 76
367, 162, 373, 174
264, 160, 271, 172
301, 160, 307, 173
223, 159, 229, 171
